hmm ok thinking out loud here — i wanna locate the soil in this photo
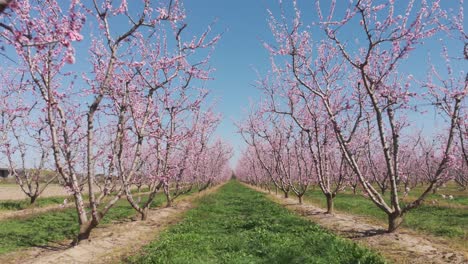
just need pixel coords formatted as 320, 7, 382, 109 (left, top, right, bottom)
0, 184, 68, 200
0, 184, 224, 264
246, 184, 468, 264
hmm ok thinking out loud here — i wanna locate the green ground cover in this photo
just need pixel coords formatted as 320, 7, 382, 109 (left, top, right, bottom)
0, 195, 168, 254
303, 189, 468, 250
0, 186, 154, 212
0, 196, 69, 211
128, 181, 385, 264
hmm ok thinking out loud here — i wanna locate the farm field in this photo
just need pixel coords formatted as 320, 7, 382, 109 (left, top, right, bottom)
1, 0, 467, 263
248, 184, 467, 263
0, 181, 467, 263
0, 194, 167, 255
300, 185, 468, 251
0, 186, 209, 263
0, 184, 69, 201
127, 180, 385, 264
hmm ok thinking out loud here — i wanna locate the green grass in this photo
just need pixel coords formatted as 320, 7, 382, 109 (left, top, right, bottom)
404, 183, 468, 206
0, 185, 161, 212
0, 195, 168, 255
127, 181, 386, 264
303, 190, 468, 247
0, 196, 70, 211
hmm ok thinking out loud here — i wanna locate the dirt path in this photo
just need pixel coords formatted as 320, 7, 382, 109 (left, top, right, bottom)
0, 184, 225, 264
246, 184, 467, 264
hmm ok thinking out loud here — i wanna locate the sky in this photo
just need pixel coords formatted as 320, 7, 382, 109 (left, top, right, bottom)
178, 0, 466, 167
1, 0, 465, 168
182, 0, 278, 166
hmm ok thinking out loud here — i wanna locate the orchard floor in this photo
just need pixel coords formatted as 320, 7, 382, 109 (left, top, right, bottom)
0, 184, 69, 200
1, 181, 466, 263
0, 203, 75, 221
246, 184, 468, 264
0, 184, 224, 264
127, 180, 384, 263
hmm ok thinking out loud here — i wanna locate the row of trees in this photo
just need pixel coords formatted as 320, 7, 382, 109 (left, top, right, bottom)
0, 0, 231, 244
237, 0, 466, 233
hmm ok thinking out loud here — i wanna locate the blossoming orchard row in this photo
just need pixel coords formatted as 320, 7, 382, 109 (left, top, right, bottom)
0, 0, 231, 244
236, 0, 467, 233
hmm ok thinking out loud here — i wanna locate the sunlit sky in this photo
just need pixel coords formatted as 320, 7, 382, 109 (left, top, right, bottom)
183, 0, 278, 166
179, 0, 465, 166
2, 1, 465, 168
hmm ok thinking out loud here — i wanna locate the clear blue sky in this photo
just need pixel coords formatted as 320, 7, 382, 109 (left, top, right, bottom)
180, 0, 465, 166
182, 0, 279, 165
4, 1, 463, 168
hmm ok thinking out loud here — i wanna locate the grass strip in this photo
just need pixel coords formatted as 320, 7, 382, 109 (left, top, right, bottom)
127, 180, 385, 264
303, 190, 468, 247
0, 194, 170, 254
0, 186, 155, 212
0, 196, 69, 211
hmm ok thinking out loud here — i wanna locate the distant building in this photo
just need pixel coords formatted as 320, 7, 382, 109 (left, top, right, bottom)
0, 168, 9, 178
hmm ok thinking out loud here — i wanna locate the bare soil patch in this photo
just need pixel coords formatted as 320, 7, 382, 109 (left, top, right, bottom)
246, 184, 468, 264
0, 184, 225, 264
0, 184, 68, 201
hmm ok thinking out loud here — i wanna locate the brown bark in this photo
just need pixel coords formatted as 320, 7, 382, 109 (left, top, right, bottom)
298, 195, 303, 204
387, 213, 403, 233
75, 219, 99, 245
325, 194, 334, 214
29, 195, 37, 205
165, 196, 172, 208
141, 208, 149, 221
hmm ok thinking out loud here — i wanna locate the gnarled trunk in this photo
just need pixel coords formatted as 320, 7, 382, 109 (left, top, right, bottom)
75, 219, 99, 245
387, 212, 403, 233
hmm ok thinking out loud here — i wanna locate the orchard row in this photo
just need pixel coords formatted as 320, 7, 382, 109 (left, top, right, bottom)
0, 0, 231, 244
236, 0, 467, 233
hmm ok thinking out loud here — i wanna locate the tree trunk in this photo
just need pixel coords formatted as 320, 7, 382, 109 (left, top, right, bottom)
30, 195, 37, 205
387, 213, 403, 233
75, 219, 98, 245
380, 188, 386, 195
283, 191, 289, 198
325, 194, 334, 214
73, 192, 88, 226
165, 194, 172, 207
163, 183, 172, 207
141, 207, 149, 221
298, 195, 303, 204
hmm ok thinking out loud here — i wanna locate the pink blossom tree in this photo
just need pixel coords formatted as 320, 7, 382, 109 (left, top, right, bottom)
0, 72, 59, 204
264, 0, 464, 232
1, 0, 220, 243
